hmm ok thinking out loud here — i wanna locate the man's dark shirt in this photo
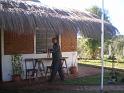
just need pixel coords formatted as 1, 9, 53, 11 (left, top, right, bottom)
51, 43, 62, 68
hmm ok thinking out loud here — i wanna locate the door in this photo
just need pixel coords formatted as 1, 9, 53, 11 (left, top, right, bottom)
0, 30, 2, 81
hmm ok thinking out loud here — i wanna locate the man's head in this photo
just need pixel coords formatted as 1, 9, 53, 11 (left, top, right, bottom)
52, 37, 58, 44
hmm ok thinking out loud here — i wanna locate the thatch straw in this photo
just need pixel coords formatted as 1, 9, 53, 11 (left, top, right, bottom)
0, 0, 118, 39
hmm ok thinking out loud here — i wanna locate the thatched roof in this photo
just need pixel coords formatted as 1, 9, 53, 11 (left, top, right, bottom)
0, 0, 118, 39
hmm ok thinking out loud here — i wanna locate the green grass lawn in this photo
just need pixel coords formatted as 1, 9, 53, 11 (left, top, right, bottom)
79, 59, 124, 70
64, 71, 124, 85
64, 59, 124, 85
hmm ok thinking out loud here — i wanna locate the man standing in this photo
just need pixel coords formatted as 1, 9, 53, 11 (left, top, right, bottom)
48, 37, 64, 82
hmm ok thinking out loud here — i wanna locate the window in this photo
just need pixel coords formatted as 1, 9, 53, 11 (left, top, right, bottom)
36, 31, 56, 53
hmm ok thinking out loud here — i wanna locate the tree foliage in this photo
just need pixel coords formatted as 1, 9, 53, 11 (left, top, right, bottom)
111, 35, 124, 56
86, 38, 100, 59
105, 35, 124, 61
77, 37, 100, 59
86, 6, 110, 22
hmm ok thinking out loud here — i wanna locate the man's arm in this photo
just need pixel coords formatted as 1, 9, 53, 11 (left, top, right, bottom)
48, 44, 60, 53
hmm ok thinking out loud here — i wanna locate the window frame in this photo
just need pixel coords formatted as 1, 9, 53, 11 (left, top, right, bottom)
35, 31, 57, 54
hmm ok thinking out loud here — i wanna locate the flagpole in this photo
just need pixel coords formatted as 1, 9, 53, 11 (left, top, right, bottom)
100, 0, 104, 93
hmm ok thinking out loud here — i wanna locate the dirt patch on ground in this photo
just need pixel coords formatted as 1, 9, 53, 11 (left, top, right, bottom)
77, 64, 101, 77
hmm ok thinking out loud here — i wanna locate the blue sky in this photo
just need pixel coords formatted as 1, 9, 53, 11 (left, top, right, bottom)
40, 0, 124, 35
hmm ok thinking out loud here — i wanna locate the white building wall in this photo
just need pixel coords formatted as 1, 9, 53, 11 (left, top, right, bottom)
2, 52, 77, 81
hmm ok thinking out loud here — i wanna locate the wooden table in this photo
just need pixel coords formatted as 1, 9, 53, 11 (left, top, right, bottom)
36, 57, 68, 69
40, 57, 69, 77
25, 57, 68, 78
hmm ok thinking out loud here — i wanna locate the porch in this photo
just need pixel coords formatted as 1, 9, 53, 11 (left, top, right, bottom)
0, 64, 100, 89
1, 26, 77, 81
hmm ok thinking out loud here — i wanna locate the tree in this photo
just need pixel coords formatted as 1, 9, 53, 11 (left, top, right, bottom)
105, 35, 124, 62
85, 38, 100, 59
77, 37, 88, 58
111, 35, 124, 56
86, 6, 110, 22
77, 37, 100, 59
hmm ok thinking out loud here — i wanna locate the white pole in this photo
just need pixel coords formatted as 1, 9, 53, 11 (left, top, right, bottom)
1, 29, 4, 81
1, 29, 4, 55
100, 0, 104, 93
34, 31, 36, 54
